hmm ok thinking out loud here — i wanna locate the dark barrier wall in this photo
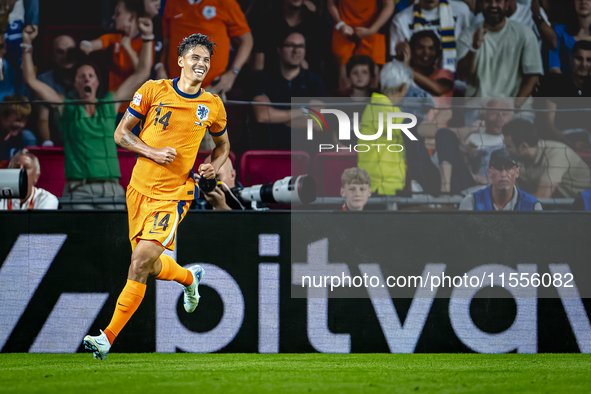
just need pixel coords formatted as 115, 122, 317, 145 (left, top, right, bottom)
1, 211, 590, 354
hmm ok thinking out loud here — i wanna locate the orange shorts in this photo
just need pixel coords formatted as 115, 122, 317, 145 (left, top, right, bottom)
126, 185, 192, 251
332, 30, 386, 65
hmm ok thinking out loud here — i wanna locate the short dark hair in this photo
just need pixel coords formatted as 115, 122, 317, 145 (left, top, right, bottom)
178, 34, 216, 57
346, 55, 375, 78
277, 31, 305, 48
572, 40, 591, 57
409, 30, 442, 61
502, 119, 539, 147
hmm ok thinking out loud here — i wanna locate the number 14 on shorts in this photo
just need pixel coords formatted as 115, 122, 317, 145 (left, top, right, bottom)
151, 213, 170, 233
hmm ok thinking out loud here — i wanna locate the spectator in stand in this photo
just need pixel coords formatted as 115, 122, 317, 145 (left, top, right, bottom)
161, 0, 253, 95
328, 0, 395, 89
473, 0, 556, 48
390, 0, 473, 73
142, 0, 167, 79
0, 95, 35, 167
0, 34, 18, 100
343, 55, 376, 98
503, 119, 591, 198
358, 61, 411, 196
539, 40, 591, 142
0, 149, 59, 210
37, 34, 78, 147
80, 0, 149, 92
1, 0, 38, 98
549, 0, 591, 74
459, 148, 542, 210
436, 99, 513, 195
21, 20, 153, 209
402, 30, 454, 99
251, 32, 325, 151
251, 0, 331, 78
458, 0, 543, 100
340, 167, 372, 211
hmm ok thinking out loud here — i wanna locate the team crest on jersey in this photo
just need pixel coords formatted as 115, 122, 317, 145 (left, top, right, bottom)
196, 104, 210, 122
203, 6, 216, 19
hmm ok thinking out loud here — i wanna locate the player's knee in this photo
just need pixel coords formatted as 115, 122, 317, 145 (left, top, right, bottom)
130, 253, 154, 275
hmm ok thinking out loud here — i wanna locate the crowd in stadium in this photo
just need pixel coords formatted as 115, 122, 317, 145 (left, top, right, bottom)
1, 0, 591, 211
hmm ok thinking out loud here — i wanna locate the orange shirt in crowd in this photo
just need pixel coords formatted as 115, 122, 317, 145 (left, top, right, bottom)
338, 0, 379, 28
100, 34, 142, 91
162, 0, 250, 87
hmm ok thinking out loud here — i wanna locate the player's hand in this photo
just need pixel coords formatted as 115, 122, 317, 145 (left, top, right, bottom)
138, 17, 154, 36
151, 146, 176, 165
22, 25, 38, 44
198, 163, 216, 179
355, 27, 374, 40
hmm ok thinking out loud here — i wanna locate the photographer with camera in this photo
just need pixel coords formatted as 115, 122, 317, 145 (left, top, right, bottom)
196, 156, 244, 211
0, 149, 58, 210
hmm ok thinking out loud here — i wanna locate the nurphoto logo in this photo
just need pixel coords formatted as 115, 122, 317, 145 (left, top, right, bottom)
303, 107, 418, 153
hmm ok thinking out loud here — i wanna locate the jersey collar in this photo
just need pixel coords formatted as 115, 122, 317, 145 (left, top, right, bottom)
173, 78, 202, 99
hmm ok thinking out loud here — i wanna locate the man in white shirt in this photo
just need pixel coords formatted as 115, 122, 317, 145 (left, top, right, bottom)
473, 0, 555, 47
390, 0, 473, 66
1, 149, 59, 210
457, 0, 543, 99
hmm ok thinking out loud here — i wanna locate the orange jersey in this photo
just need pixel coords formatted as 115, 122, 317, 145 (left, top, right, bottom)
127, 79, 227, 200
162, 0, 250, 86
338, 0, 379, 28
100, 34, 154, 91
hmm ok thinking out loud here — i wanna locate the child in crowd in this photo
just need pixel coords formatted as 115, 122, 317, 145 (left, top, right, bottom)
341, 167, 372, 211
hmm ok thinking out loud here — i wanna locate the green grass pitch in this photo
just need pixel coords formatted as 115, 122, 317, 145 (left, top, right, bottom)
1, 353, 590, 393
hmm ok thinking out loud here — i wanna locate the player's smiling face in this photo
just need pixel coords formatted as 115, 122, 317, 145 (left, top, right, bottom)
178, 45, 210, 83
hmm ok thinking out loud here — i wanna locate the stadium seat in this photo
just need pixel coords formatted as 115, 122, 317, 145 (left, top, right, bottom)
25, 147, 153, 196
313, 152, 358, 197
25, 146, 66, 197
239, 150, 309, 187
117, 149, 137, 189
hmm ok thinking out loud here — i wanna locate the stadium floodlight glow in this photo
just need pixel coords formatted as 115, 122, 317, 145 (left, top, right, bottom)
238, 175, 317, 205
0, 169, 27, 199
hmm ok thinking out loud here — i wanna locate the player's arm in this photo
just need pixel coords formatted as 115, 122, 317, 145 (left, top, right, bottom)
114, 110, 177, 165
199, 131, 230, 180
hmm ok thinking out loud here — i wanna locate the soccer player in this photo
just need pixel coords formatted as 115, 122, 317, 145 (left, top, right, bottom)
83, 34, 230, 360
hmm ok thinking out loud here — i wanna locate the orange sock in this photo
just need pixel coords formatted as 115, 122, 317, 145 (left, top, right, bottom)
155, 254, 193, 286
104, 279, 146, 345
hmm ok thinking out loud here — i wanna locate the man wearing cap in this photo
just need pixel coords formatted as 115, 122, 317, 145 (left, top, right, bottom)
459, 148, 542, 210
